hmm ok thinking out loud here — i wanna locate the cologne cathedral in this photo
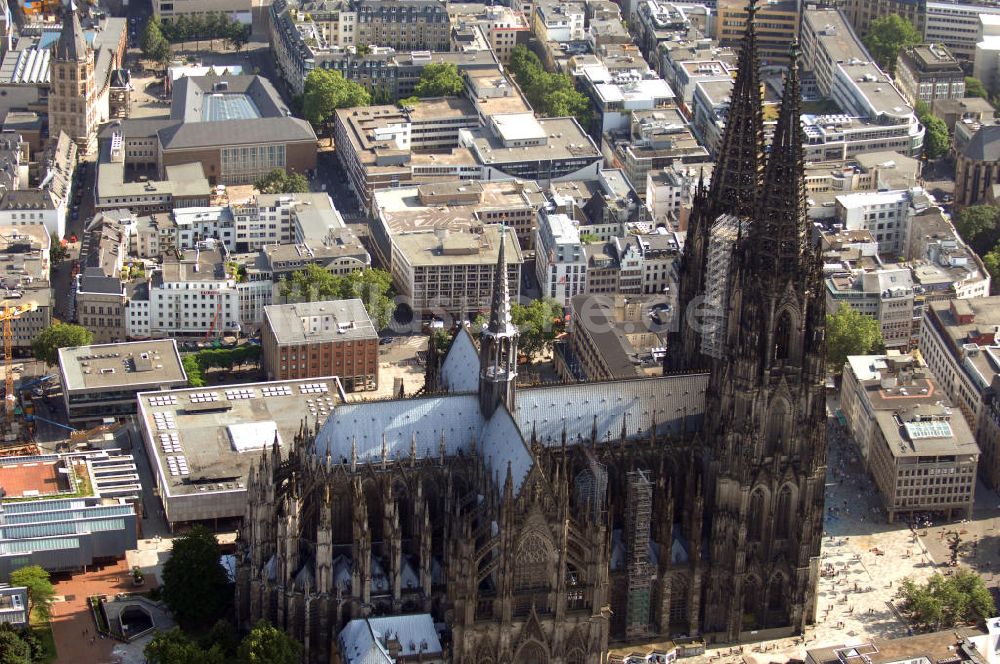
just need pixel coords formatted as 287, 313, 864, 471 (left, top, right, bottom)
234, 2, 828, 661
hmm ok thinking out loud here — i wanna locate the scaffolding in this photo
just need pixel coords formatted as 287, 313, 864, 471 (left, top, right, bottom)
625, 469, 653, 640
574, 446, 608, 524
701, 214, 742, 360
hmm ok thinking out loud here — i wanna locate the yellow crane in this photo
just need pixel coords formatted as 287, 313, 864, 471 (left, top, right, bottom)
1, 302, 37, 424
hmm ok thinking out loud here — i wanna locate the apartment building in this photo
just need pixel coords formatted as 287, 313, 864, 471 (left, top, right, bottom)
895, 43, 965, 105
76, 210, 134, 343
604, 108, 709, 195
532, 0, 585, 42
355, 0, 450, 52
127, 248, 272, 339
535, 208, 586, 307
0, 131, 76, 239
834, 188, 928, 256
565, 293, 668, 381
447, 4, 529, 64
920, 297, 1000, 438
826, 266, 916, 350
261, 299, 378, 390
0, 226, 50, 352
580, 65, 675, 135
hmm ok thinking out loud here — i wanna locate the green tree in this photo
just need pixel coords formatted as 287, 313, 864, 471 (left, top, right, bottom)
921, 112, 949, 159
863, 15, 920, 75
954, 205, 1000, 255
253, 168, 309, 194
182, 354, 204, 387
199, 620, 240, 660
508, 46, 592, 129
431, 328, 452, 353
898, 570, 996, 632
49, 233, 67, 264
145, 628, 225, 664
140, 18, 167, 60
0, 626, 31, 664
579, 232, 600, 243
302, 69, 372, 137
511, 297, 564, 359
9, 566, 53, 621
825, 302, 884, 372
237, 621, 303, 664
280, 266, 395, 329
226, 22, 251, 52
161, 526, 231, 627
398, 95, 420, 108
966, 76, 990, 99
413, 62, 465, 97
31, 323, 92, 367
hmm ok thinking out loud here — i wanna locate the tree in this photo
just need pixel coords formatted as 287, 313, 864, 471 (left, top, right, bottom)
237, 621, 303, 664
199, 620, 240, 660
280, 266, 396, 329
253, 168, 309, 194
825, 302, 884, 372
862, 15, 920, 75
508, 46, 592, 129
954, 205, 1000, 255
161, 526, 231, 627
966, 76, 990, 100
897, 570, 996, 632
9, 566, 53, 621
145, 628, 225, 664
413, 62, 465, 97
49, 233, 67, 264
0, 626, 31, 664
579, 232, 600, 243
182, 354, 204, 387
226, 22, 251, 52
921, 112, 949, 159
511, 297, 564, 359
302, 69, 371, 137
31, 323, 92, 367
140, 18, 167, 60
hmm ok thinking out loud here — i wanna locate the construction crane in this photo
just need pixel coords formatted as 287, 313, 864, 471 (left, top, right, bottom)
1, 302, 37, 426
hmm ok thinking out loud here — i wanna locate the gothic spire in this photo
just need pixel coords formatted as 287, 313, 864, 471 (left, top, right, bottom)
708, 0, 764, 218
752, 41, 807, 276
487, 226, 514, 336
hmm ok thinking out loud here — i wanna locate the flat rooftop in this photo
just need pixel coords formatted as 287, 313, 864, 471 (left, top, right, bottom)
59, 340, 187, 392
875, 407, 978, 459
263, 299, 377, 344
0, 458, 69, 499
137, 377, 345, 498
804, 7, 866, 65
394, 224, 522, 267
463, 117, 600, 164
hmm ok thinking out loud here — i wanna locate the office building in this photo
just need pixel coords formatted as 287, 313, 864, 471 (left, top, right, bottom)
535, 207, 586, 307
926, 1, 1000, 62
58, 339, 188, 425
895, 43, 965, 105
826, 266, 916, 350
605, 108, 709, 195
136, 377, 345, 526
261, 299, 378, 390
716, 0, 799, 65
843, 0, 926, 38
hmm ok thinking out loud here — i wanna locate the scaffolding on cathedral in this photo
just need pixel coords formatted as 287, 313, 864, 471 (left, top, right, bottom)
574, 446, 608, 524
701, 214, 743, 360
625, 469, 652, 640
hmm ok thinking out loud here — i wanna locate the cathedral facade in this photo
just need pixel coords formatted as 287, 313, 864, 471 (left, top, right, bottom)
235, 2, 827, 661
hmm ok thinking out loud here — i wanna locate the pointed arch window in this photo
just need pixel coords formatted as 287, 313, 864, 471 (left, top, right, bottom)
773, 309, 793, 361
747, 489, 765, 542
766, 399, 789, 456
513, 531, 551, 591
516, 642, 548, 664
775, 485, 793, 540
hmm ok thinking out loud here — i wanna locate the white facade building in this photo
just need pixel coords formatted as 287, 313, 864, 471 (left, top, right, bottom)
535, 208, 586, 307
834, 189, 927, 256
582, 66, 675, 134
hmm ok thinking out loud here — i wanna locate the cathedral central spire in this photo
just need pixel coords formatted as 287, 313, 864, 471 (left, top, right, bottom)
708, 0, 765, 219
479, 225, 519, 418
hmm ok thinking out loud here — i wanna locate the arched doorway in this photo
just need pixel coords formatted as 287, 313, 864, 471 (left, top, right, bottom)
514, 641, 548, 664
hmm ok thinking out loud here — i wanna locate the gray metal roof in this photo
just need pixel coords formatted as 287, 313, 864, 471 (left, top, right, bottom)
158, 116, 316, 151
54, 4, 88, 62
962, 124, 1000, 162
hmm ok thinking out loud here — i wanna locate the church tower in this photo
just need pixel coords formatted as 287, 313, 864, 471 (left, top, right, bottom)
699, 38, 828, 639
669, 0, 765, 371
49, 1, 100, 156
479, 227, 519, 419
